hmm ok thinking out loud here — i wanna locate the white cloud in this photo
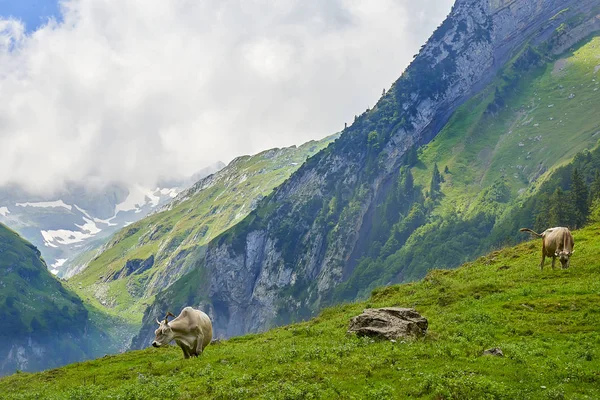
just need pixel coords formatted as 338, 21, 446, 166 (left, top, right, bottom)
0, 0, 453, 194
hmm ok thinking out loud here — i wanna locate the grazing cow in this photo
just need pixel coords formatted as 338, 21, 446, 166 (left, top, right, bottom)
520, 227, 574, 270
152, 307, 213, 359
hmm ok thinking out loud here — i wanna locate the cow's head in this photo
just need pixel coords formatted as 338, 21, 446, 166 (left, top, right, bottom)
555, 250, 573, 268
152, 312, 176, 348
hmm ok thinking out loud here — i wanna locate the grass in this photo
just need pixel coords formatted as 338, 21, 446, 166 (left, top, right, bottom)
67, 135, 337, 323
2, 222, 599, 399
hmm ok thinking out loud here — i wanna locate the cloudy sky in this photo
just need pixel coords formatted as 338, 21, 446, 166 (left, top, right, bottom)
0, 0, 453, 193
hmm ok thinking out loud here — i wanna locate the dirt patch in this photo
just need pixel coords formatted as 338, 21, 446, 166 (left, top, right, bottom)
552, 58, 569, 76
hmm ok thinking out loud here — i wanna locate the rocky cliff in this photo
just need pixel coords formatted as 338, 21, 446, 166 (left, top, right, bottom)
70, 136, 336, 329
133, 0, 600, 346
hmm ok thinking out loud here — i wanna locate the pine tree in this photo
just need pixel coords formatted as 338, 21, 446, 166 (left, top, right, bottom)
430, 163, 442, 199
534, 192, 550, 231
548, 188, 565, 227
571, 168, 589, 228
397, 167, 415, 205
405, 146, 418, 166
589, 170, 600, 202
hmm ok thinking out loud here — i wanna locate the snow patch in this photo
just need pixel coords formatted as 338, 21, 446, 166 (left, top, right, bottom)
115, 185, 160, 214
50, 259, 67, 275
41, 229, 94, 246
74, 204, 117, 226
16, 200, 72, 211
159, 188, 178, 198
0, 207, 9, 216
75, 217, 101, 235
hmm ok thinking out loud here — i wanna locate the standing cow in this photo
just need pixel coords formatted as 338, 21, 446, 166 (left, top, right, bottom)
152, 307, 213, 359
520, 227, 574, 270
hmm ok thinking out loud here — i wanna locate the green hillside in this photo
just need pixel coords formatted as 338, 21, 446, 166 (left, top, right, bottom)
333, 34, 600, 301
0, 223, 120, 375
68, 135, 336, 322
2, 222, 599, 398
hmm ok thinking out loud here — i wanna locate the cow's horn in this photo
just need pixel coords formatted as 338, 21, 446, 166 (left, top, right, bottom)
164, 311, 176, 323
156, 318, 161, 325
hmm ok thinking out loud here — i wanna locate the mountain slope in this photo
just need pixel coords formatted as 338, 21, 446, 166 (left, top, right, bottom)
3, 222, 599, 398
133, 0, 600, 342
69, 136, 336, 324
333, 33, 600, 300
0, 165, 222, 277
0, 223, 114, 375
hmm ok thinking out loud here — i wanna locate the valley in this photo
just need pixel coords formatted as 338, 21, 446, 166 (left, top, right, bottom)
1, 0, 600, 394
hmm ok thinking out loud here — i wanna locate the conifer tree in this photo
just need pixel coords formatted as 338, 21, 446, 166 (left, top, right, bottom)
548, 188, 565, 227
589, 169, 600, 202
405, 146, 418, 166
430, 163, 442, 199
570, 168, 589, 228
534, 192, 550, 231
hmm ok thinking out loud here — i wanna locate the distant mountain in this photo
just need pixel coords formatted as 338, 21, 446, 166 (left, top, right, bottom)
130, 0, 600, 343
68, 136, 336, 332
0, 163, 223, 277
0, 222, 113, 375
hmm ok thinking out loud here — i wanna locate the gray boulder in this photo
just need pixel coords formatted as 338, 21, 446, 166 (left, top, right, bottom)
483, 347, 504, 357
348, 307, 428, 340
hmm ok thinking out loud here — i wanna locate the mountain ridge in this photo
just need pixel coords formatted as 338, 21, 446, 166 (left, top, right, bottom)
130, 0, 600, 344
68, 136, 337, 329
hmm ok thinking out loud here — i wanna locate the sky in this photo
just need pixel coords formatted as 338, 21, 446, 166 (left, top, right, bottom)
0, 0, 454, 194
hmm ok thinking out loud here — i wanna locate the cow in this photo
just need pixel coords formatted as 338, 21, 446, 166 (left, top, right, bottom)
152, 307, 213, 359
520, 227, 574, 270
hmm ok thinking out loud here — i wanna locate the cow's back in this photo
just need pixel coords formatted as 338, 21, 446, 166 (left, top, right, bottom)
180, 307, 213, 348
543, 227, 573, 253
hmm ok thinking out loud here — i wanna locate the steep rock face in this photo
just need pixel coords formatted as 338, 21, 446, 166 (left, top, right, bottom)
134, 0, 600, 345
73, 136, 336, 332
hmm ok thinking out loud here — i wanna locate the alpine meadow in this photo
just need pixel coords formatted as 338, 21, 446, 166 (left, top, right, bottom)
1, 0, 600, 398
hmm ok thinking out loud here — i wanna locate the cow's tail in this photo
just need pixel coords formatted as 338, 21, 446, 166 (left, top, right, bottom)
520, 228, 543, 237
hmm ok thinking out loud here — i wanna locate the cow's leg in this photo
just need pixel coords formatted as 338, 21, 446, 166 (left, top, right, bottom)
195, 334, 205, 357
176, 340, 191, 359
551, 256, 556, 270
539, 253, 545, 270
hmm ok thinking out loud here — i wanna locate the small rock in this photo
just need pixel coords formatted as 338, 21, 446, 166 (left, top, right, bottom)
483, 347, 504, 357
348, 307, 428, 340
568, 93, 576, 99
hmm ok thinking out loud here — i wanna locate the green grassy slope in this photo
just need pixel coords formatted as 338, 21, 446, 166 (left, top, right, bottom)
68, 135, 336, 322
414, 35, 600, 210
0, 223, 115, 375
334, 34, 600, 302
3, 222, 599, 399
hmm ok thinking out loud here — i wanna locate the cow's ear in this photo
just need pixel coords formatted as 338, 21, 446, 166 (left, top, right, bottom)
554, 251, 559, 256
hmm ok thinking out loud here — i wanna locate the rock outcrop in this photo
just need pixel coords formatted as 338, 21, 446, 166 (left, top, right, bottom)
348, 308, 428, 340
